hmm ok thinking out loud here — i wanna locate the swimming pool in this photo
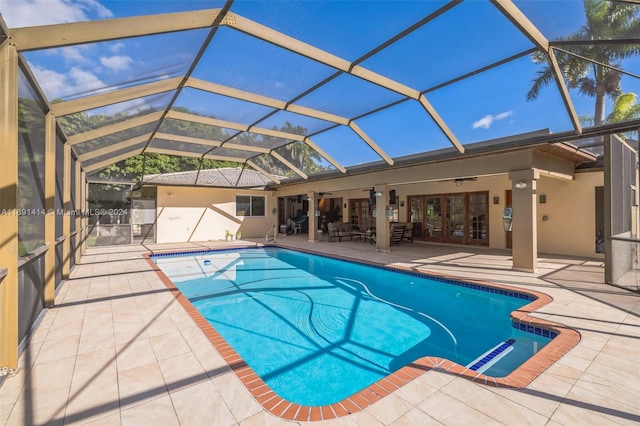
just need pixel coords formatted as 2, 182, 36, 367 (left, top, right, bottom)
152, 247, 561, 407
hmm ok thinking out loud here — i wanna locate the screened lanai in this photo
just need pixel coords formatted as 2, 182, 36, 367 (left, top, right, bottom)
4, 0, 640, 183
1, 0, 640, 374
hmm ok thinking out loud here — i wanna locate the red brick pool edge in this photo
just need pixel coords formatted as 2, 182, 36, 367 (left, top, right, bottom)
143, 251, 580, 422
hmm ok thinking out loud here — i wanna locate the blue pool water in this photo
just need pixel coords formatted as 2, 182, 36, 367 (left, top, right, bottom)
153, 248, 552, 406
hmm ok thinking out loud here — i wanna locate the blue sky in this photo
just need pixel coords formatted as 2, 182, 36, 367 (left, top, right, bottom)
1, 0, 639, 167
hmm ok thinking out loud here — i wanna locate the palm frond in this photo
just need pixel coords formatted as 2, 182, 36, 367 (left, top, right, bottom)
607, 92, 640, 123
527, 65, 556, 101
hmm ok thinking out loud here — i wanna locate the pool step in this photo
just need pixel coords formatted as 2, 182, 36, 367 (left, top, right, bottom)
466, 338, 515, 374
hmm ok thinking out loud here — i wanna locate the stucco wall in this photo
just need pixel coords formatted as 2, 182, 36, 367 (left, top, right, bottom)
537, 170, 603, 258
152, 167, 604, 259
284, 170, 604, 258
155, 186, 277, 243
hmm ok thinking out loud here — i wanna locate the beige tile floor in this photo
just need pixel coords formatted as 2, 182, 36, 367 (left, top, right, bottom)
1, 237, 639, 425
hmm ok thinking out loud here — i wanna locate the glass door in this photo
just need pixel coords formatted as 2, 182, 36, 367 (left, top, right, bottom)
409, 196, 424, 239
131, 187, 157, 244
444, 194, 465, 243
424, 196, 442, 241
350, 199, 374, 231
468, 192, 488, 245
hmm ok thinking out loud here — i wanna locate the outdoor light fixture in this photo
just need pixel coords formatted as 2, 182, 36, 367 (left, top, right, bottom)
515, 181, 527, 189
454, 179, 463, 186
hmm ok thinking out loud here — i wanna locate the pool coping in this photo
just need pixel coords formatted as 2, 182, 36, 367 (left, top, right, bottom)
142, 245, 581, 422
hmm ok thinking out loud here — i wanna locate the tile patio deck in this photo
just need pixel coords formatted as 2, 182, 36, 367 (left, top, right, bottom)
1, 236, 639, 425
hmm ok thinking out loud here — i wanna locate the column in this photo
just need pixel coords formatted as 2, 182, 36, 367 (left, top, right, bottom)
374, 184, 390, 252
74, 161, 82, 264
62, 143, 71, 279
0, 40, 19, 369
80, 171, 87, 255
603, 134, 613, 283
307, 191, 319, 242
509, 169, 539, 273
44, 112, 56, 306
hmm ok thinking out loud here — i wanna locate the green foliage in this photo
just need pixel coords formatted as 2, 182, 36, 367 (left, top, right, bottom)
17, 97, 46, 255
580, 92, 640, 125
251, 122, 329, 177
96, 153, 242, 181
607, 92, 640, 123
58, 102, 329, 181
528, 0, 640, 125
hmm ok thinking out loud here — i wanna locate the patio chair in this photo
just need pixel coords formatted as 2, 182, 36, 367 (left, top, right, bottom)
390, 224, 406, 246
288, 218, 301, 235
327, 222, 340, 242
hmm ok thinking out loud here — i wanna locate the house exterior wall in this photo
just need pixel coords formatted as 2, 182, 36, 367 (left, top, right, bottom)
536, 170, 603, 258
155, 186, 277, 243
286, 170, 604, 259
152, 161, 603, 259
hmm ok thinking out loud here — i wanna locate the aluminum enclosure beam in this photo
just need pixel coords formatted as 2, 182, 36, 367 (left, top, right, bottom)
67, 111, 164, 146
145, 147, 247, 163
51, 77, 182, 116
0, 40, 19, 370
154, 132, 270, 154
44, 112, 56, 306
247, 160, 281, 184
166, 110, 306, 141
186, 78, 349, 125
165, 110, 348, 172
271, 151, 308, 180
491, 0, 582, 134
10, 9, 223, 51
77, 134, 153, 162
349, 122, 394, 165
221, 12, 464, 153
84, 149, 144, 173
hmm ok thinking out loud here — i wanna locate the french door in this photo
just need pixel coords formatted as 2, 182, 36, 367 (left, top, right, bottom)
409, 192, 488, 245
349, 199, 374, 231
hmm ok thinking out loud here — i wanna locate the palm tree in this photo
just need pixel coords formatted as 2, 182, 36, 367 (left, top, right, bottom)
606, 92, 640, 123
527, 0, 640, 126
279, 122, 325, 173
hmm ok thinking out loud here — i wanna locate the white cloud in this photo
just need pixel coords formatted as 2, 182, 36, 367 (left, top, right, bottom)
31, 64, 107, 100
495, 111, 514, 120
68, 66, 107, 93
61, 46, 88, 63
0, 0, 113, 27
99, 98, 148, 117
472, 110, 514, 129
76, 0, 112, 19
100, 55, 133, 71
472, 115, 494, 130
109, 42, 125, 53
31, 65, 68, 99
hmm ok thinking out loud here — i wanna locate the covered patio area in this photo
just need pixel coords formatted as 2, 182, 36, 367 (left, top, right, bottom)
1, 239, 638, 425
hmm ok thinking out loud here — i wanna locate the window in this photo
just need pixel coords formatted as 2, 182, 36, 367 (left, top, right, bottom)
236, 195, 266, 217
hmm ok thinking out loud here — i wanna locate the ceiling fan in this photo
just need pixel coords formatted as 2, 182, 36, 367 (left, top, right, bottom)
440, 177, 478, 186
318, 192, 333, 197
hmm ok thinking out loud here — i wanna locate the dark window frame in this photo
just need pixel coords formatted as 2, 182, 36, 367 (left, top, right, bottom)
236, 195, 266, 217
